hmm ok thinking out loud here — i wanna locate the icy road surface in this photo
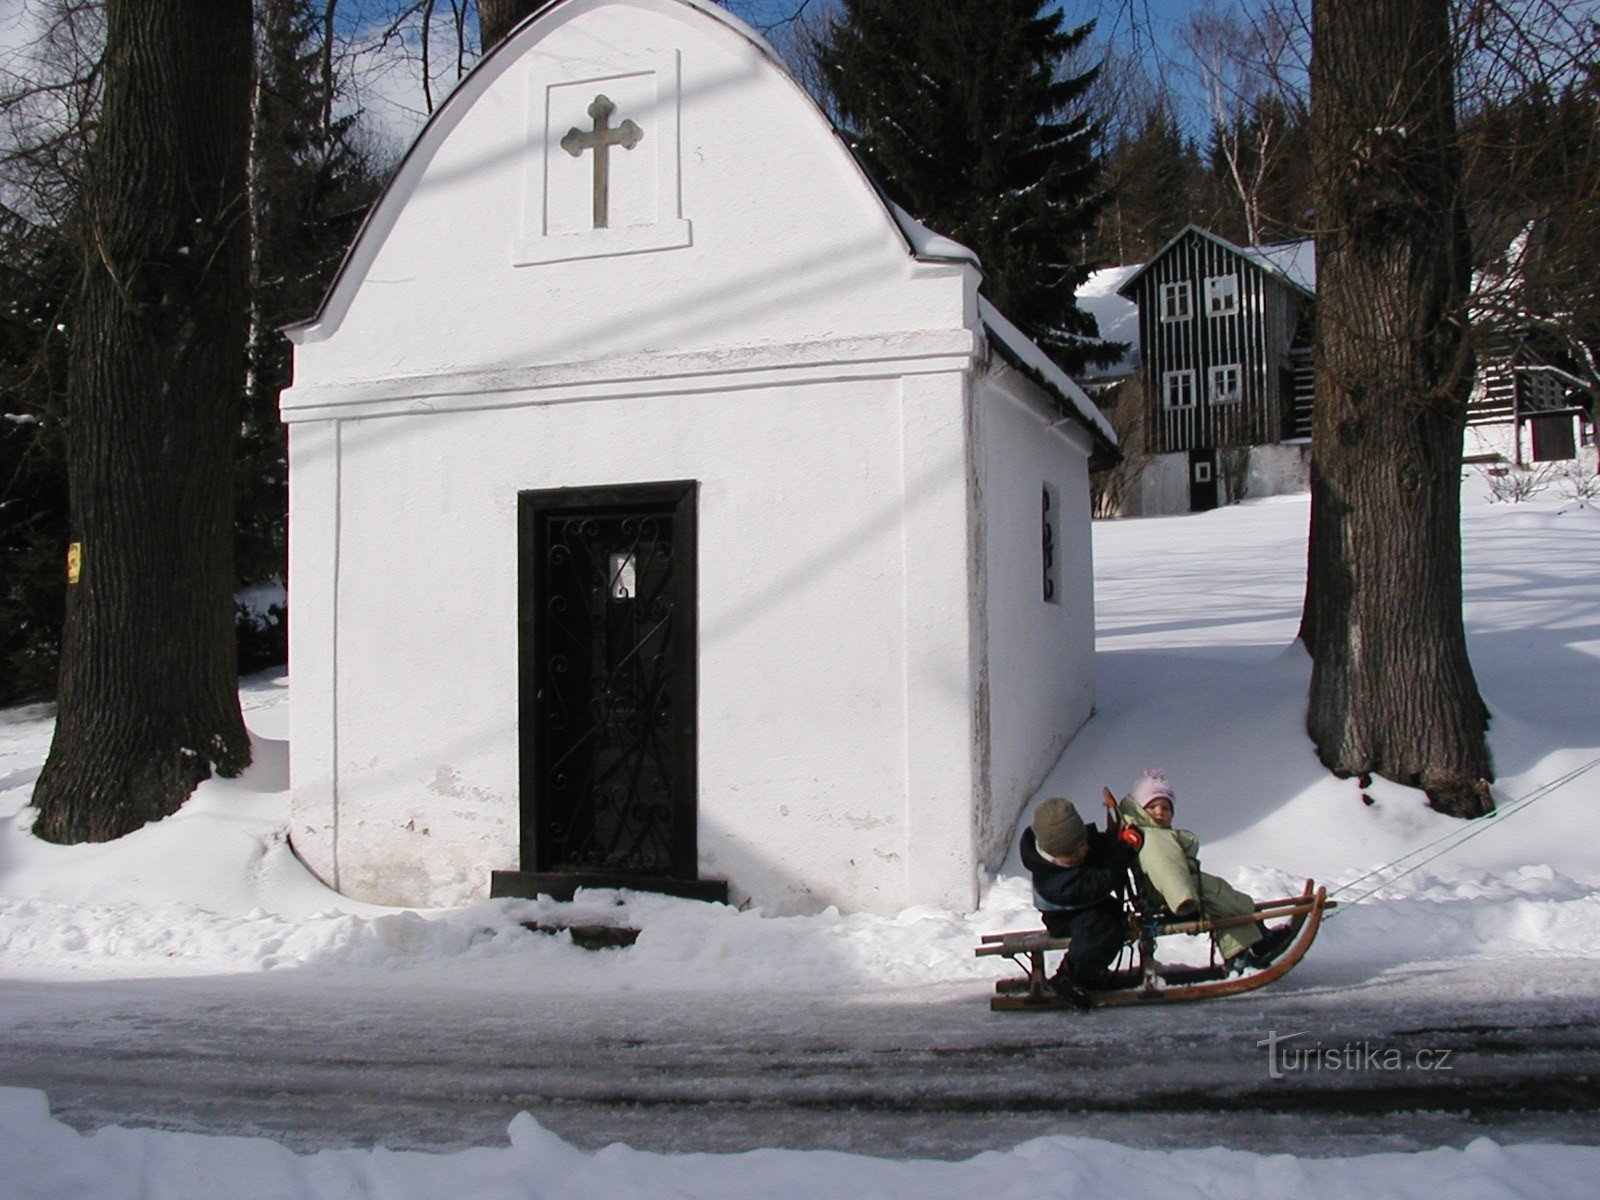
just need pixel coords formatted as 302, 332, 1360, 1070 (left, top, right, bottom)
4, 956, 1597, 1160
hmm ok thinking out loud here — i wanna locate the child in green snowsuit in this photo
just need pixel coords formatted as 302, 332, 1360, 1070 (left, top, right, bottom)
1109, 770, 1289, 968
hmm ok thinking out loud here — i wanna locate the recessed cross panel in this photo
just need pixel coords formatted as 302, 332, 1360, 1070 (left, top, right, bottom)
516, 52, 692, 265
560, 94, 643, 230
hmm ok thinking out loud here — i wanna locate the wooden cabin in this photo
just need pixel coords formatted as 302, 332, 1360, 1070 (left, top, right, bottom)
1467, 340, 1598, 467
1088, 225, 1595, 515
1113, 225, 1314, 514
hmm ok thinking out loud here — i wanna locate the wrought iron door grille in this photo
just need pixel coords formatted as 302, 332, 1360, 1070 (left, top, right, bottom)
536, 506, 681, 874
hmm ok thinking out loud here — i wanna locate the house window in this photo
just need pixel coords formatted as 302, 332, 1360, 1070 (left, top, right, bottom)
1163, 369, 1197, 409
1041, 484, 1060, 604
1160, 281, 1192, 322
1210, 363, 1243, 404
1205, 273, 1239, 316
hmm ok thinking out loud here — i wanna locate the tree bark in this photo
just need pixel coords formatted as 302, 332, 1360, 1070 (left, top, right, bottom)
1301, 0, 1493, 817
30, 0, 253, 842
478, 0, 541, 54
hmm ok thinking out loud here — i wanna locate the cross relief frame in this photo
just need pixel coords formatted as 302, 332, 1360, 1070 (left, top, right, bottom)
516, 49, 693, 265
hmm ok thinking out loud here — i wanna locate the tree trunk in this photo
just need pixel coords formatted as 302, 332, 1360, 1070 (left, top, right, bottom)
479, 0, 541, 54
30, 0, 253, 843
1301, 0, 1493, 817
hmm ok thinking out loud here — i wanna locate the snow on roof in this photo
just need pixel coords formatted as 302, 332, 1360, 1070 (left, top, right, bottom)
1115, 226, 1316, 302
1088, 230, 1318, 368
977, 295, 1118, 454
887, 202, 981, 268
1075, 263, 1141, 377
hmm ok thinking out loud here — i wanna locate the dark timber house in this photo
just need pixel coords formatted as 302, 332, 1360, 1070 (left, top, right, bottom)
1113, 226, 1315, 514
1087, 225, 1595, 516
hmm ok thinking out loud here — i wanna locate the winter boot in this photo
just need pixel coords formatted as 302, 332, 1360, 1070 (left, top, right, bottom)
1048, 972, 1094, 1012
1244, 922, 1294, 969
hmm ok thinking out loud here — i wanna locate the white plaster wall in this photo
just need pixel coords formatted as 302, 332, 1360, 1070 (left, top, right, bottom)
288, 372, 983, 914
1467, 416, 1596, 468
1244, 442, 1311, 499
1134, 452, 1191, 516
973, 372, 1096, 872
285, 421, 341, 892
287, 0, 964, 392
280, 0, 1071, 916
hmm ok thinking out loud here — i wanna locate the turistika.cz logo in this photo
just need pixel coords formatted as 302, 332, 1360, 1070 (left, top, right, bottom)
1256, 1030, 1456, 1080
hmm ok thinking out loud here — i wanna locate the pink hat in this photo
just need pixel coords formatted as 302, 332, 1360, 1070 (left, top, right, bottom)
1130, 770, 1175, 810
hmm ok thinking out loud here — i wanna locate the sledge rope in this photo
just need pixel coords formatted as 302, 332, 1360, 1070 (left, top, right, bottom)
1324, 752, 1600, 916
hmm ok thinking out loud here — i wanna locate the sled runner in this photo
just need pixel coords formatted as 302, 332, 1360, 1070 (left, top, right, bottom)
977, 877, 1333, 1010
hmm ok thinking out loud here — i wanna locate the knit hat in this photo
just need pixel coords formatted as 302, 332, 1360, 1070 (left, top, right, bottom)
1130, 770, 1176, 810
1032, 797, 1087, 859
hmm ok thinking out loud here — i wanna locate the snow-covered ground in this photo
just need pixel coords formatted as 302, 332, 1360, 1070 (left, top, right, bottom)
3, 481, 1599, 1198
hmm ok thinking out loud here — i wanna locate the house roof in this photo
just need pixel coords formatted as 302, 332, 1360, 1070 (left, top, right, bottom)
1075, 262, 1141, 378
979, 298, 1120, 469
1114, 224, 1316, 301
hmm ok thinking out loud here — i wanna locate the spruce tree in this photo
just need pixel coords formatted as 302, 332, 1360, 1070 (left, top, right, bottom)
1096, 101, 1203, 263
0, 214, 73, 702
239, 0, 381, 670
818, 0, 1119, 373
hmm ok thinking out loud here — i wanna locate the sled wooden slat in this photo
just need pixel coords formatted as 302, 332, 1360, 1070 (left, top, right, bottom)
985, 880, 1331, 1011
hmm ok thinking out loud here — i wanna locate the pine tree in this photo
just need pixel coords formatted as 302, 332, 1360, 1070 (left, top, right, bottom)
1204, 94, 1312, 246
479, 0, 542, 53
0, 0, 101, 704
818, 0, 1119, 373
239, 0, 381, 670
0, 213, 73, 702
1096, 100, 1203, 263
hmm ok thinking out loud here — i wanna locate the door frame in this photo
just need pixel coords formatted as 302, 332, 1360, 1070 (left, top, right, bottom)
1188, 447, 1219, 512
516, 480, 699, 882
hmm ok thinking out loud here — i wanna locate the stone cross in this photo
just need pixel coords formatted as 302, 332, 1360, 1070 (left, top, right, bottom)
561, 95, 643, 230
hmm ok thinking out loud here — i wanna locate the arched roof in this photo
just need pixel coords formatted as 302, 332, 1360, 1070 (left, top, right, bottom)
285, 0, 977, 344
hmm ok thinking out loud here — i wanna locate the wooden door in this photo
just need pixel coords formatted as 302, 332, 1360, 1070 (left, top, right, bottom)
1189, 448, 1220, 512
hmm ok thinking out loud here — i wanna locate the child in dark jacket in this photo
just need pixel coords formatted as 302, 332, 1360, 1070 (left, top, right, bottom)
1019, 796, 1139, 1010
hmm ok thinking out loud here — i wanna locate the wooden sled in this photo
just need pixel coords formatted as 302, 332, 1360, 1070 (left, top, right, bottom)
978, 879, 1332, 1010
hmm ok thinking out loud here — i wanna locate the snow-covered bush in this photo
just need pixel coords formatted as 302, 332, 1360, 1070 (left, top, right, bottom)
1555, 460, 1600, 508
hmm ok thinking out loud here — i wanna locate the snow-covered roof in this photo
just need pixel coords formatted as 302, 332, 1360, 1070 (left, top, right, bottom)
978, 296, 1118, 463
1115, 225, 1316, 302
887, 202, 981, 268
1075, 262, 1141, 377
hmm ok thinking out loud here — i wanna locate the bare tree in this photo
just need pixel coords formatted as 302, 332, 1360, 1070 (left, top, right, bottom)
29, 0, 254, 841
1186, 0, 1309, 245
1090, 377, 1153, 517
1301, 0, 1493, 817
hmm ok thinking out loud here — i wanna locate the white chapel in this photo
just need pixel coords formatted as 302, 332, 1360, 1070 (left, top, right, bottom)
280, 0, 1117, 916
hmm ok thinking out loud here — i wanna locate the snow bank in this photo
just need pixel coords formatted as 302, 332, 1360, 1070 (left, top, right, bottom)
3, 1086, 1595, 1200
3, 489, 1599, 992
